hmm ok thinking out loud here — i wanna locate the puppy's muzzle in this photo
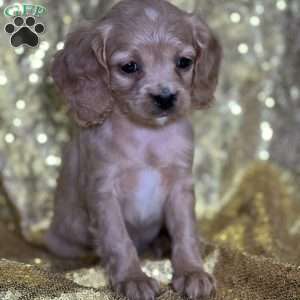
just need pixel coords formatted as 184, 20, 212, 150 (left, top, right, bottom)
150, 88, 177, 111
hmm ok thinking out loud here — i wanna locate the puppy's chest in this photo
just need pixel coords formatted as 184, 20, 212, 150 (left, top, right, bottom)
115, 122, 192, 226
121, 167, 166, 226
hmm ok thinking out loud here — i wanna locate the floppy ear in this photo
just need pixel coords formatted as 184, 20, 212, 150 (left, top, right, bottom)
189, 15, 222, 109
52, 24, 114, 127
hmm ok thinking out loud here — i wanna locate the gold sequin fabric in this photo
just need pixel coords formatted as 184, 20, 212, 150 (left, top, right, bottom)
0, 162, 300, 299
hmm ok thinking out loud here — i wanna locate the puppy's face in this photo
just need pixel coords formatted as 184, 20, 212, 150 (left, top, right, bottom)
52, 0, 222, 127
107, 24, 196, 126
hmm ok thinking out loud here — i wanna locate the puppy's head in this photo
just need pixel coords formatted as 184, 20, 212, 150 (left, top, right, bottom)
52, 0, 222, 127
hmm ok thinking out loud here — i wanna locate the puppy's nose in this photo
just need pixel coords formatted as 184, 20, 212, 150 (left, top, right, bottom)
151, 89, 177, 111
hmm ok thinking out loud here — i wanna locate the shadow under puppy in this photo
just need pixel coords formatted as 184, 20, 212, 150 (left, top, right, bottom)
45, 0, 222, 299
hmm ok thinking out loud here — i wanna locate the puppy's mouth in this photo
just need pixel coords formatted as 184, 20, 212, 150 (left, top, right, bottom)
150, 108, 179, 126
151, 105, 177, 117
155, 115, 169, 126
153, 110, 173, 117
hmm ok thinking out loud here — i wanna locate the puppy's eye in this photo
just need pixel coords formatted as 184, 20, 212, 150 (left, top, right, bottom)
120, 61, 140, 74
176, 57, 193, 70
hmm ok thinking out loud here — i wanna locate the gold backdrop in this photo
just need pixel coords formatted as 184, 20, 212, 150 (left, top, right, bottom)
0, 0, 300, 299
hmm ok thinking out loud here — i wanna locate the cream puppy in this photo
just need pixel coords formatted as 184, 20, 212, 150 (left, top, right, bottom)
46, 0, 222, 299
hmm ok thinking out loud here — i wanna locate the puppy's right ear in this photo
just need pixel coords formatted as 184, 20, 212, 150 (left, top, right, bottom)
52, 23, 113, 127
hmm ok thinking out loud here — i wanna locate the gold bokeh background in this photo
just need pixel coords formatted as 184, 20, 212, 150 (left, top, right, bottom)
0, 0, 300, 299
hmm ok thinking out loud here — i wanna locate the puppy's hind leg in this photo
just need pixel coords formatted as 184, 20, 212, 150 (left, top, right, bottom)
44, 189, 93, 259
45, 228, 92, 259
45, 140, 93, 259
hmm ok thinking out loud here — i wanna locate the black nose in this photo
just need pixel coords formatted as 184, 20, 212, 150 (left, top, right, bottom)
151, 91, 177, 111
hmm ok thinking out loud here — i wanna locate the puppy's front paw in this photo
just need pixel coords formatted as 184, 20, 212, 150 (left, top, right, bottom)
115, 274, 160, 300
172, 270, 216, 299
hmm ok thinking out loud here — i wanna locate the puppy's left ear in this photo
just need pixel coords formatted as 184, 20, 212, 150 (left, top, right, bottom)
188, 14, 222, 109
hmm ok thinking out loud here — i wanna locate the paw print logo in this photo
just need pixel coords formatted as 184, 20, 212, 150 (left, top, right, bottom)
5, 16, 45, 48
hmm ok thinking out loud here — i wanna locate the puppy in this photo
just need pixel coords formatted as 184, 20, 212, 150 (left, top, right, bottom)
46, 0, 222, 299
